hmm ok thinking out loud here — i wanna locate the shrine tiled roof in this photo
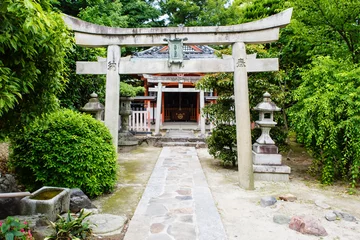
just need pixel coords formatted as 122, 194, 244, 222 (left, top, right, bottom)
132, 45, 216, 59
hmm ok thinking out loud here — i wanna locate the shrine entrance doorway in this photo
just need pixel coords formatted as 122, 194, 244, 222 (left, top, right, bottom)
164, 92, 197, 122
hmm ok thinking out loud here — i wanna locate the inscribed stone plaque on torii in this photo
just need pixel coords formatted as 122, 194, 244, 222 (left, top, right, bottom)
63, 8, 293, 190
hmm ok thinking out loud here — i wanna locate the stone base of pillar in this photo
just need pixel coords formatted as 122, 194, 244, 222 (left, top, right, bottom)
254, 172, 289, 182
118, 131, 138, 146
252, 151, 291, 182
252, 143, 278, 154
252, 151, 282, 165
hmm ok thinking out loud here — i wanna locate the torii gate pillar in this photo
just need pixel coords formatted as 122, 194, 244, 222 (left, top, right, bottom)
104, 45, 121, 148
233, 42, 254, 189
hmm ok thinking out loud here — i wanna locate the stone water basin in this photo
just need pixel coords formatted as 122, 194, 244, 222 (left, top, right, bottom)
20, 186, 70, 221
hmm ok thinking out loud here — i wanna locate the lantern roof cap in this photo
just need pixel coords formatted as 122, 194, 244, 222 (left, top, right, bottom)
81, 92, 104, 112
254, 92, 281, 112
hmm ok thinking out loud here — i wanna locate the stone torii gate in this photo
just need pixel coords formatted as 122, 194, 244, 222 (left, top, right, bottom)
63, 8, 292, 190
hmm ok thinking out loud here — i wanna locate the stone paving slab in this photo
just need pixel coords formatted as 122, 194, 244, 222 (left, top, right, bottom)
124, 147, 227, 240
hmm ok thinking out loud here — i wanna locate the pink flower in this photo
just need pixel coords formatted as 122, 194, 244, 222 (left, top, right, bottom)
0, 221, 2, 226
21, 229, 25, 232
23, 221, 28, 225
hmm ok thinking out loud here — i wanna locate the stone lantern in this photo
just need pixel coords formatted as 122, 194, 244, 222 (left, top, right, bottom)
118, 97, 138, 146
253, 92, 281, 147
81, 92, 104, 121
119, 97, 133, 133
252, 92, 290, 182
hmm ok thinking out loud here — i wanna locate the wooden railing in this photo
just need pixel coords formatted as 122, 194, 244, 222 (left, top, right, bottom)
129, 110, 150, 132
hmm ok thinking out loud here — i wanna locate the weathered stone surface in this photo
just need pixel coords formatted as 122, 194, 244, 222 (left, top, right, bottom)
168, 222, 196, 240
273, 215, 291, 224
150, 223, 165, 234
0, 174, 21, 218
253, 143, 278, 154
252, 152, 282, 165
178, 215, 193, 223
20, 187, 71, 222
32, 226, 56, 240
82, 208, 99, 215
0, 174, 18, 192
146, 203, 167, 216
289, 216, 328, 236
325, 211, 337, 221
315, 200, 331, 209
279, 194, 297, 202
70, 188, 96, 213
334, 211, 357, 222
260, 196, 277, 207
0, 198, 21, 219
148, 233, 173, 240
176, 189, 191, 196
175, 196, 192, 201
169, 207, 194, 214
87, 214, 127, 235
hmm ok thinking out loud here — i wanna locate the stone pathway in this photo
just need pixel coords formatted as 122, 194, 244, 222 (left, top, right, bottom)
124, 146, 227, 240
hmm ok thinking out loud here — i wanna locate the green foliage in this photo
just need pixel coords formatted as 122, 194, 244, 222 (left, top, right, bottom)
293, 0, 360, 63
78, 0, 128, 28
0, 0, 72, 136
207, 124, 237, 167
58, 46, 107, 111
9, 109, 117, 197
289, 57, 360, 187
119, 0, 163, 27
0, 217, 34, 240
120, 82, 144, 97
45, 210, 93, 240
160, 0, 229, 26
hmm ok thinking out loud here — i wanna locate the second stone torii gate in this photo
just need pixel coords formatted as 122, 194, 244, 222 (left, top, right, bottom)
64, 8, 293, 190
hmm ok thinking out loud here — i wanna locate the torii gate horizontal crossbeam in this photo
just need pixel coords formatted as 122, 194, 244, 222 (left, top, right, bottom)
76, 58, 278, 75
74, 28, 279, 47
63, 8, 292, 47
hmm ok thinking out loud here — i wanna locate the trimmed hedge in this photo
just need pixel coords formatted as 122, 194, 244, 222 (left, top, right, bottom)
9, 109, 117, 197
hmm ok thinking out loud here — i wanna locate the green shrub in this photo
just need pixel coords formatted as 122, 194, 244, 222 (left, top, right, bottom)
207, 124, 237, 167
9, 109, 117, 197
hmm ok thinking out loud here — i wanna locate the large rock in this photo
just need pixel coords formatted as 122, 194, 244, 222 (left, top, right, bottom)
325, 211, 337, 221
260, 196, 277, 207
0, 174, 18, 192
279, 194, 297, 202
289, 215, 327, 236
0, 174, 21, 219
333, 211, 357, 222
0, 198, 21, 219
70, 188, 96, 213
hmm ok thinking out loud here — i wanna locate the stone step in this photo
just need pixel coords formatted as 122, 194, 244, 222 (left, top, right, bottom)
159, 137, 205, 142
156, 141, 207, 148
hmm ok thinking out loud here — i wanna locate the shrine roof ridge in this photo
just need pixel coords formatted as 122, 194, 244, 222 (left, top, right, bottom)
63, 8, 292, 36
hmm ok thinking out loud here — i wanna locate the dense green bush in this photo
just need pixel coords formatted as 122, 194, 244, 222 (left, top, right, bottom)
207, 124, 237, 167
289, 57, 360, 188
9, 109, 117, 197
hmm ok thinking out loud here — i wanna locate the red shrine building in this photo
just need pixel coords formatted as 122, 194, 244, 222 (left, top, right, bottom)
130, 45, 217, 131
